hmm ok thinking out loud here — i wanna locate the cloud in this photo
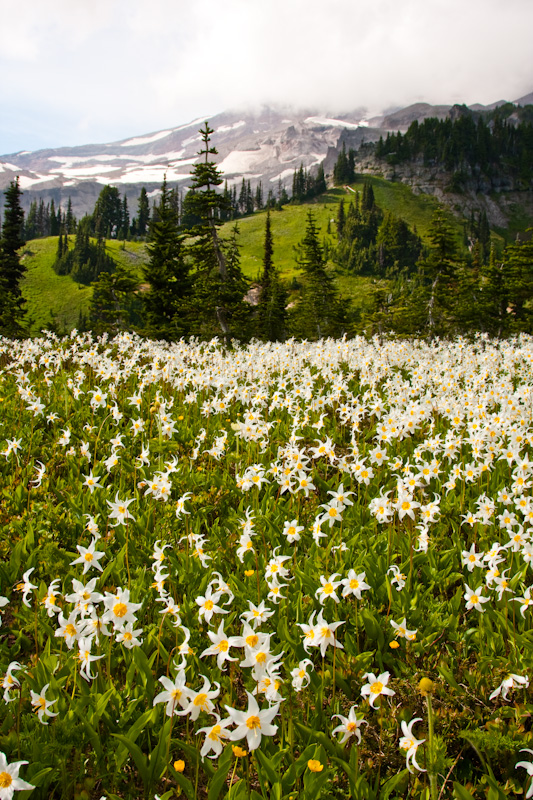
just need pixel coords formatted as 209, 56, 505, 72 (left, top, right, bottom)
0, 0, 532, 152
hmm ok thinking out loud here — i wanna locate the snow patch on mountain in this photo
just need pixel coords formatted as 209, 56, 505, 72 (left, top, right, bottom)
113, 166, 190, 184
304, 116, 360, 129
270, 168, 298, 182
18, 174, 55, 189
120, 130, 173, 147
216, 120, 246, 133
49, 165, 122, 178
217, 149, 267, 175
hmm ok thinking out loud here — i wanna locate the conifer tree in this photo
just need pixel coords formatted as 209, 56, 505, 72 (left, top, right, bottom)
416, 208, 460, 336
290, 211, 346, 339
0, 178, 27, 336
50, 199, 60, 236
337, 199, 345, 238
66, 197, 76, 234
90, 264, 140, 335
186, 122, 250, 344
137, 187, 150, 237
142, 177, 190, 340
257, 211, 287, 341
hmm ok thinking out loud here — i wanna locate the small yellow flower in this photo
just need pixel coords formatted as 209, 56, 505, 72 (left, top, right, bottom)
244, 569, 255, 577
389, 640, 400, 649
173, 759, 185, 773
232, 745, 247, 758
308, 759, 324, 772
418, 677, 435, 696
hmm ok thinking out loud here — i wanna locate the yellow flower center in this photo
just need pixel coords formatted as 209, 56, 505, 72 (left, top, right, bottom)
350, 579, 359, 589
65, 624, 77, 637
246, 715, 261, 729
194, 693, 208, 708
246, 634, 258, 647
114, 602, 128, 618
209, 725, 222, 741
217, 640, 229, 652
204, 600, 214, 611
84, 552, 93, 561
470, 595, 479, 605
371, 681, 384, 694
0, 772, 13, 789
323, 583, 333, 594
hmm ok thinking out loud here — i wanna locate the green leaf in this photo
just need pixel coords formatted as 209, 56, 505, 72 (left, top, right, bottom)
453, 782, 476, 800
439, 665, 462, 693
380, 768, 409, 799
255, 747, 279, 786
112, 733, 150, 788
172, 769, 195, 800
207, 745, 234, 800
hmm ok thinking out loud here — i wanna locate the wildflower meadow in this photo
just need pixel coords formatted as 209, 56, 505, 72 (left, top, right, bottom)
1, 330, 533, 800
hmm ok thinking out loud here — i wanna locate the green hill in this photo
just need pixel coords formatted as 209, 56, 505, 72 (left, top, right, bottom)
20, 238, 147, 335
18, 176, 471, 335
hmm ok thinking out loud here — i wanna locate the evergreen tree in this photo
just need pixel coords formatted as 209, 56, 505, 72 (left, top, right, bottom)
25, 200, 38, 240
137, 187, 150, 237
499, 232, 533, 333
255, 182, 263, 211
66, 197, 76, 234
290, 211, 346, 339
0, 178, 27, 336
121, 195, 130, 240
90, 264, 140, 335
336, 199, 345, 238
142, 177, 190, 340
416, 209, 461, 336
333, 143, 348, 185
186, 122, 250, 344
257, 211, 287, 340
50, 199, 60, 236
92, 186, 122, 239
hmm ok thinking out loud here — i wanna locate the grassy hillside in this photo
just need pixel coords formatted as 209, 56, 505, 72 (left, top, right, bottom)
20, 238, 147, 335
19, 176, 468, 333
220, 178, 460, 278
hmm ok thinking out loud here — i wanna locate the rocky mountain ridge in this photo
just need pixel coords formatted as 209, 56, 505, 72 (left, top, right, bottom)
0, 93, 531, 220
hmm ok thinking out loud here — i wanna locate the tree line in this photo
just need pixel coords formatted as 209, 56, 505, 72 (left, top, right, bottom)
374, 107, 533, 189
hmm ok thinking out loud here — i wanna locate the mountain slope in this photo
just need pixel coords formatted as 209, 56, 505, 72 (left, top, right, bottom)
1, 92, 531, 224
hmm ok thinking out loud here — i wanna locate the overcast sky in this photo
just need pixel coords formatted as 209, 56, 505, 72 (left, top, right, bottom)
1, 0, 532, 155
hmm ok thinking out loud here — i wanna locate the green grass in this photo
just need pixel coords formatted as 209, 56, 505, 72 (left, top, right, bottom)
19, 177, 471, 333
220, 196, 339, 281
20, 238, 148, 335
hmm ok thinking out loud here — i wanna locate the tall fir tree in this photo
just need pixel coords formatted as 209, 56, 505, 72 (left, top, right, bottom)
142, 177, 190, 340
0, 178, 27, 336
257, 211, 287, 341
416, 208, 461, 336
186, 122, 250, 344
137, 187, 150, 237
90, 264, 140, 336
290, 211, 346, 339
